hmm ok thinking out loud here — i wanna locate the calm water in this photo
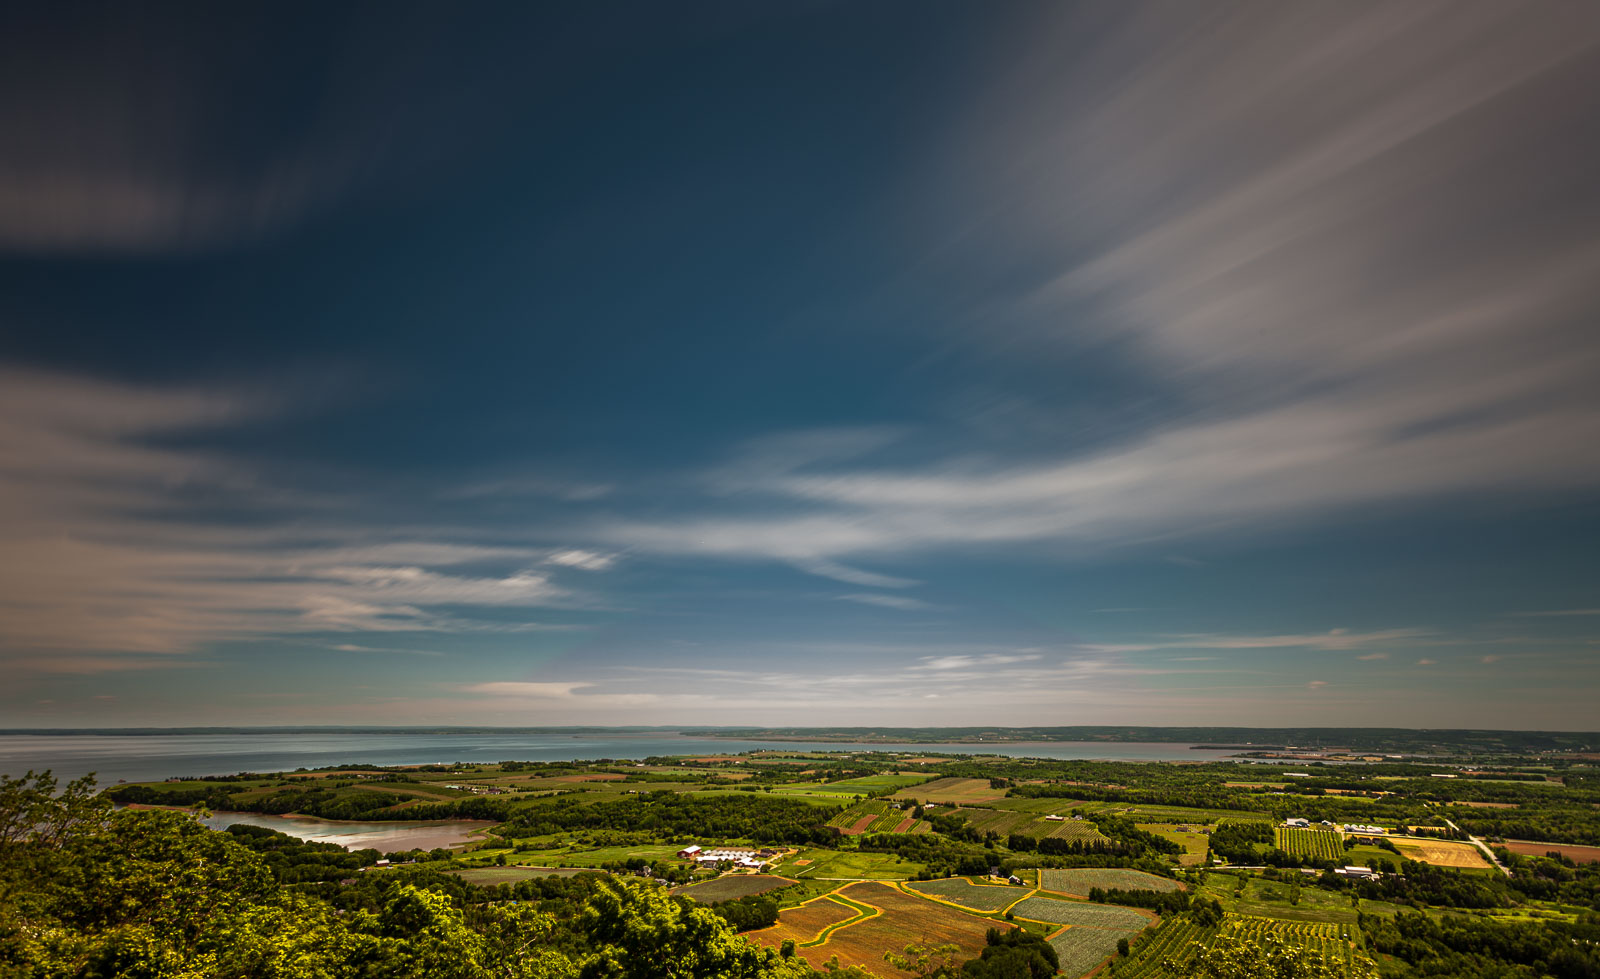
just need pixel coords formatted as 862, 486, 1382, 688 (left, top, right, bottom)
198, 811, 491, 851
0, 731, 1245, 786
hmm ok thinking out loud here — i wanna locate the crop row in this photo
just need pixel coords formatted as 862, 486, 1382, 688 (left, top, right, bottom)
825, 800, 890, 828
1114, 917, 1218, 979
1009, 896, 1149, 930
1222, 915, 1362, 967
1274, 827, 1344, 862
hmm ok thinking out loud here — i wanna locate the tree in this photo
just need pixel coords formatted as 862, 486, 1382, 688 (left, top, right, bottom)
578, 878, 796, 979
883, 942, 960, 977
1189, 936, 1377, 979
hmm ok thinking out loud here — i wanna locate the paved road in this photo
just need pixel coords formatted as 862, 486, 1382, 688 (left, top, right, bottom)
1444, 818, 1512, 876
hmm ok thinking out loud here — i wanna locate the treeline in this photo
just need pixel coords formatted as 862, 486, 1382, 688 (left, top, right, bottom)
1361, 910, 1600, 979
858, 832, 998, 879
222, 823, 380, 884
106, 780, 514, 822
1087, 886, 1190, 914
1457, 811, 1600, 846
1502, 849, 1600, 911
497, 791, 837, 845
1349, 861, 1510, 909
705, 894, 780, 932
1207, 820, 1273, 864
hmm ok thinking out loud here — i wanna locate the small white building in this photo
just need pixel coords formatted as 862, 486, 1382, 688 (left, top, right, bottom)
1044, 815, 1065, 821
1335, 866, 1379, 880
1285, 818, 1311, 829
1342, 824, 1387, 836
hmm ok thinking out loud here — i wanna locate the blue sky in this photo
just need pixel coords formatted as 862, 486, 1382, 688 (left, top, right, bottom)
2, 2, 1598, 728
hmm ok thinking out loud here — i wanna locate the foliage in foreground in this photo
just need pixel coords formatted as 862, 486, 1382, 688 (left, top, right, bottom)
0, 772, 852, 979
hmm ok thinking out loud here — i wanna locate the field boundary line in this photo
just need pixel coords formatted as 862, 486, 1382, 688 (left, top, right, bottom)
895, 881, 1011, 919
799, 893, 881, 947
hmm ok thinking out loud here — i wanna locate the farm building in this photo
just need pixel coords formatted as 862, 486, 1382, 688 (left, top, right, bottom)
1335, 866, 1379, 879
1343, 824, 1387, 836
677, 846, 702, 859
692, 848, 765, 869
1284, 818, 1311, 828
1044, 814, 1064, 821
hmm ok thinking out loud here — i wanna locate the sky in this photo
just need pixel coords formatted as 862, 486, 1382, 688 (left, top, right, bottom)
2, 2, 1599, 730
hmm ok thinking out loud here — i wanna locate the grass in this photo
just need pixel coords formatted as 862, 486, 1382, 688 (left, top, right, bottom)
778, 847, 923, 880
1009, 897, 1150, 929
1038, 868, 1183, 895
1139, 822, 1212, 866
1391, 838, 1492, 869
890, 777, 1010, 805
771, 774, 930, 799
450, 866, 598, 885
537, 843, 688, 867
672, 874, 794, 903
1196, 875, 1358, 925
905, 878, 1031, 913
774, 878, 849, 907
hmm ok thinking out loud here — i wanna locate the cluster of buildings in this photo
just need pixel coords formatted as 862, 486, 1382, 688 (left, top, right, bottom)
1281, 818, 1390, 836
1342, 823, 1388, 836
1282, 818, 1330, 829
675, 845, 777, 870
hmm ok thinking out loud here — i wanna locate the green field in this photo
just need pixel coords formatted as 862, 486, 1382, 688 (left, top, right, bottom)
672, 874, 794, 902
1052, 922, 1149, 978
1221, 916, 1368, 971
1115, 915, 1220, 978
826, 800, 889, 828
538, 843, 689, 867
1038, 868, 1183, 895
866, 809, 911, 832
1004, 899, 1151, 977
1010, 897, 1150, 929
1275, 826, 1344, 862
1114, 912, 1368, 978
905, 877, 1031, 912
1197, 875, 1359, 925
778, 847, 922, 880
1139, 822, 1212, 865
771, 774, 930, 799
450, 866, 599, 885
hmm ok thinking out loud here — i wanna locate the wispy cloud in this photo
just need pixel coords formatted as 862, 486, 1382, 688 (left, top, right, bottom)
1511, 609, 1600, 617
0, 369, 591, 669
791, 558, 919, 589
544, 550, 619, 572
837, 593, 932, 611
917, 652, 1042, 671
592, 4, 1600, 572
1097, 628, 1428, 653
